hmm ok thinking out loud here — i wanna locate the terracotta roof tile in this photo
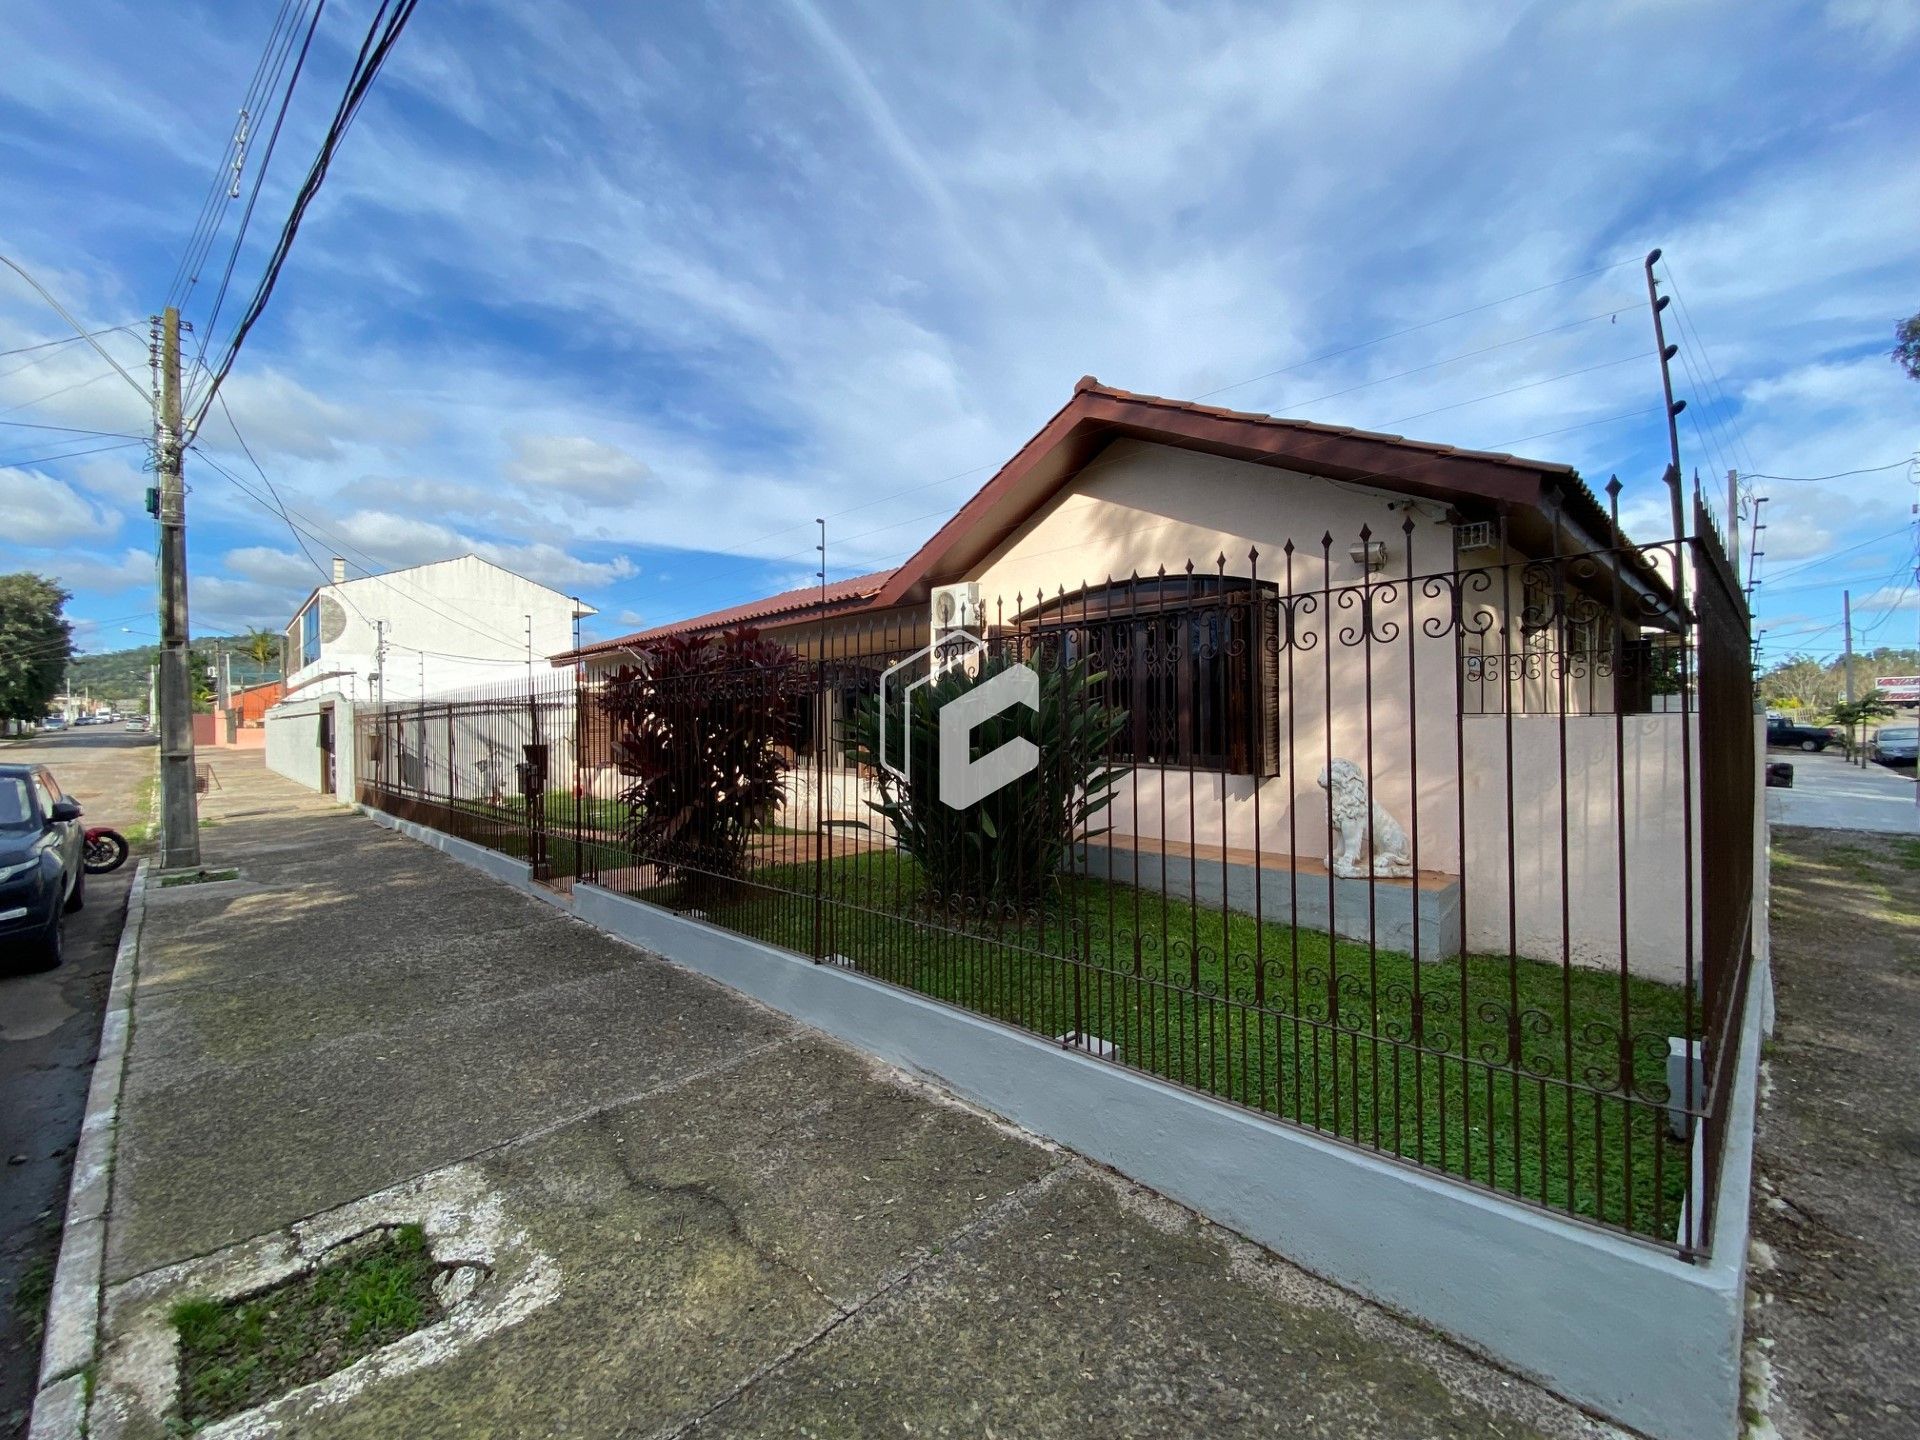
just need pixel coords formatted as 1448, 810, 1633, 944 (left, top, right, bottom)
560, 568, 896, 660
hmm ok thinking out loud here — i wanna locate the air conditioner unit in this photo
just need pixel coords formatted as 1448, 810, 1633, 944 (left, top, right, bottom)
1453, 520, 1496, 553
930, 581, 981, 632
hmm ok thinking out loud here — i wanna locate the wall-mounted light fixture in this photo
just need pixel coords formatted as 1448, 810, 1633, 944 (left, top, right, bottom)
1350, 539, 1388, 572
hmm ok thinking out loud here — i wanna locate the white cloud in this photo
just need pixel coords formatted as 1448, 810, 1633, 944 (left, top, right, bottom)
223, 545, 320, 590
0, 466, 121, 546
503, 432, 650, 504
42, 546, 153, 593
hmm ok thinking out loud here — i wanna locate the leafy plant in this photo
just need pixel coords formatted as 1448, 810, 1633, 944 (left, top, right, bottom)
1829, 690, 1896, 728
844, 651, 1126, 911
0, 573, 72, 724
596, 628, 805, 899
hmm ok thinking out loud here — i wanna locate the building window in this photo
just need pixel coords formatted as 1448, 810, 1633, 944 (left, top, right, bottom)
1017, 576, 1275, 774
299, 602, 321, 668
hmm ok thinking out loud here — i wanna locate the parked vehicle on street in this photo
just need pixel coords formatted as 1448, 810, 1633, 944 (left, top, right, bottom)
1766, 716, 1838, 752
0, 763, 84, 967
1868, 724, 1919, 766
123, 718, 145, 732
83, 825, 129, 874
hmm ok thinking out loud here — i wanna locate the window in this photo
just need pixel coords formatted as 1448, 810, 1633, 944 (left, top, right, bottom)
1018, 576, 1275, 774
299, 602, 322, 668
0, 777, 31, 828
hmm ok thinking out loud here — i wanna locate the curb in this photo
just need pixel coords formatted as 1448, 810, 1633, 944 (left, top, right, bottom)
28, 859, 148, 1440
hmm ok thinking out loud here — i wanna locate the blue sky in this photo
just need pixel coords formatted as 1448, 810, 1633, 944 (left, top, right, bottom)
2, 0, 1916, 664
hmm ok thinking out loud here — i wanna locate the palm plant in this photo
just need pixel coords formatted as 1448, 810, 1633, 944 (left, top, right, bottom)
843, 652, 1127, 912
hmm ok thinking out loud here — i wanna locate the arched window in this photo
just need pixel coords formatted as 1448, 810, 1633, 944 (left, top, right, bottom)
1016, 575, 1278, 774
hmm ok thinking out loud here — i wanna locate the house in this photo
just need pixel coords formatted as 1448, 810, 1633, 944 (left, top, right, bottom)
558, 377, 1702, 978
267, 554, 594, 798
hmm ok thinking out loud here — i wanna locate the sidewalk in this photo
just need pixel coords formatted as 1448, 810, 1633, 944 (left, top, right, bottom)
1749, 826, 1920, 1438
82, 753, 1612, 1438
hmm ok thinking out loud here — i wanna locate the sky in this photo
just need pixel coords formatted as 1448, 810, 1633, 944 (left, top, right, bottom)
1, 0, 1916, 667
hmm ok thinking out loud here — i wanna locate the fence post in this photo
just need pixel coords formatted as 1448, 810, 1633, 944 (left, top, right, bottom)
573, 667, 587, 883
528, 685, 550, 881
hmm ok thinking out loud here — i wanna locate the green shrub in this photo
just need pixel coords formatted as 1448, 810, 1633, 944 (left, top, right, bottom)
597, 628, 805, 899
844, 652, 1126, 910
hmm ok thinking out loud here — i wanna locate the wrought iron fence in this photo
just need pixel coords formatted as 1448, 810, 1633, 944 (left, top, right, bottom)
356, 502, 1757, 1258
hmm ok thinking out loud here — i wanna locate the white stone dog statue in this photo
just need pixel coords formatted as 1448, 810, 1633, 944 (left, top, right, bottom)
1316, 758, 1414, 879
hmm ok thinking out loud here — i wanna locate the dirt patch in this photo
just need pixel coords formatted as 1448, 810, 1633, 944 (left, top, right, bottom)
171, 1224, 456, 1427
1751, 829, 1920, 1439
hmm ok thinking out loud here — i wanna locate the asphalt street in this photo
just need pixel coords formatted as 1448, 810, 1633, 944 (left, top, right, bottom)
0, 729, 152, 1439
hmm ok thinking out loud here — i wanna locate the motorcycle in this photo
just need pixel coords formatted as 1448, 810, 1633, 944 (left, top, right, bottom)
83, 826, 130, 874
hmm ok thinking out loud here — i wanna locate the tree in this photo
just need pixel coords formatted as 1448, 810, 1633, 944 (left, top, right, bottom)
844, 651, 1127, 912
241, 627, 283, 676
1758, 654, 1844, 714
1894, 312, 1920, 382
0, 574, 73, 725
597, 628, 806, 901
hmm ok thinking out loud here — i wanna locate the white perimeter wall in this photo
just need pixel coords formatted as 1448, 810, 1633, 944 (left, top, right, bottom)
265, 695, 356, 802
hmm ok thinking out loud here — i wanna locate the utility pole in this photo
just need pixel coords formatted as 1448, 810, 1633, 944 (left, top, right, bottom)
374, 620, 387, 703
1842, 588, 1857, 765
1727, 470, 1740, 585
155, 305, 200, 869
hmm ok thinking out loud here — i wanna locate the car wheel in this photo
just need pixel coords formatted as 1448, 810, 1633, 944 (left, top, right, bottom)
64, 866, 85, 913
1801, 739, 1819, 751
35, 911, 64, 969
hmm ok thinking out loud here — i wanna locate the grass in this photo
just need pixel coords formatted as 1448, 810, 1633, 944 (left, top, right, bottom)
387, 791, 1692, 1236
12, 1253, 53, 1346
626, 851, 1691, 1238
125, 766, 161, 849
170, 1225, 442, 1428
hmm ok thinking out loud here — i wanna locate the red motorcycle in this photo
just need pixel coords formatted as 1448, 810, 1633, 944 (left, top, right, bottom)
83, 826, 130, 874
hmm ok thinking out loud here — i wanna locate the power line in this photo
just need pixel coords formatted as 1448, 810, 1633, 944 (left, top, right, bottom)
187, 0, 422, 440
1758, 526, 1912, 585
193, 438, 542, 656
662, 258, 1660, 570
0, 438, 147, 468
0, 419, 148, 439
620, 398, 1680, 638
190, 0, 328, 387
1745, 461, 1915, 483
166, 0, 308, 309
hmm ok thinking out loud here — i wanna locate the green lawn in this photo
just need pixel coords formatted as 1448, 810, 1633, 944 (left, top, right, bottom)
391, 787, 1692, 1240
621, 850, 1691, 1240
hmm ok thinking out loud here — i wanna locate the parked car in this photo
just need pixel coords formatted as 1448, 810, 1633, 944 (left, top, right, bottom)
123, 718, 145, 732
0, 763, 84, 967
1765, 716, 1839, 752
1868, 724, 1919, 767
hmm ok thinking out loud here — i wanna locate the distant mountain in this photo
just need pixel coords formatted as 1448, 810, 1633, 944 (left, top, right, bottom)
65, 637, 280, 709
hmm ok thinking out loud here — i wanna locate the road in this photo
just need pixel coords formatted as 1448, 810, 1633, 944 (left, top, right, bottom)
0, 729, 152, 1439
1765, 745, 1920, 834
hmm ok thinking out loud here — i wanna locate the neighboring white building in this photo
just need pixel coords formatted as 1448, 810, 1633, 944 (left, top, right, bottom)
267, 554, 594, 803
279, 554, 593, 705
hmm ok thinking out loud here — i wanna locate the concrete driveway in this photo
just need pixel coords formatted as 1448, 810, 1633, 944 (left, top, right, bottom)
78, 752, 1614, 1440
0, 729, 152, 1439
1765, 746, 1919, 834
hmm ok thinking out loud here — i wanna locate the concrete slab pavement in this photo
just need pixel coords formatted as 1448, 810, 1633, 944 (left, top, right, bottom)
85, 752, 1619, 1438
1766, 748, 1919, 833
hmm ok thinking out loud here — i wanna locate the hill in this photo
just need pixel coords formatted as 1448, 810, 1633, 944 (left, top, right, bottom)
66, 637, 280, 710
